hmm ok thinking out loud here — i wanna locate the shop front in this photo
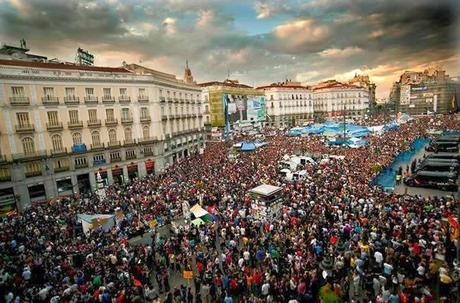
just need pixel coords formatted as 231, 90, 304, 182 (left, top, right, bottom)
0, 188, 16, 216
127, 163, 138, 180
145, 159, 155, 175
95, 168, 108, 187
28, 184, 47, 203
112, 165, 124, 184
77, 173, 90, 194
56, 177, 73, 196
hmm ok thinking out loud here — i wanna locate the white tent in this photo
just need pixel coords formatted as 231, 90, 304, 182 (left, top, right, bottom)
77, 214, 115, 235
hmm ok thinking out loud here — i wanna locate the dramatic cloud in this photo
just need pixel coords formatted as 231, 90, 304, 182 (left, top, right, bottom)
318, 47, 363, 58
0, 0, 458, 98
273, 19, 329, 48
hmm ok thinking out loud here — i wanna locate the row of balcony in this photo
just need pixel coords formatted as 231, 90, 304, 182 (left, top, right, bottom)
10, 138, 163, 161
169, 128, 203, 137
160, 97, 202, 105
9, 95, 150, 106
161, 113, 203, 120
15, 117, 151, 133
10, 151, 146, 177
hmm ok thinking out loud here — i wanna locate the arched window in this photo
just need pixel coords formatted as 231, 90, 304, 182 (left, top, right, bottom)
51, 134, 63, 151
91, 131, 100, 146
72, 132, 82, 145
108, 129, 117, 143
22, 137, 35, 155
143, 125, 150, 139
124, 127, 132, 141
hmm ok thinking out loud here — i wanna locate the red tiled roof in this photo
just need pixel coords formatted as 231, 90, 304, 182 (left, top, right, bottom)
0, 59, 131, 73
198, 81, 253, 88
313, 81, 362, 91
257, 83, 309, 90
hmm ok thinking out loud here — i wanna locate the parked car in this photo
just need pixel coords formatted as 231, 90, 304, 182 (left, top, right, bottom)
404, 170, 458, 191
415, 161, 459, 175
425, 141, 459, 153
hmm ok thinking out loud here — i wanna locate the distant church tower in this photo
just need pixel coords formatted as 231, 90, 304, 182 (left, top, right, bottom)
183, 59, 195, 84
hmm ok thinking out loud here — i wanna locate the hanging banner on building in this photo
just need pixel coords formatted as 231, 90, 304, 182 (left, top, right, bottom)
223, 94, 266, 133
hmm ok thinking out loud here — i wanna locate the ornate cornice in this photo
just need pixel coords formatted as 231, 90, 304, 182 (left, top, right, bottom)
0, 74, 202, 92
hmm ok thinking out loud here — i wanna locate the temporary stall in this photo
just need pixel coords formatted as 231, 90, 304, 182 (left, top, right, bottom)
240, 142, 257, 152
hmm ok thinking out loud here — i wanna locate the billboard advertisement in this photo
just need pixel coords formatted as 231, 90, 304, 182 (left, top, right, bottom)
223, 94, 266, 133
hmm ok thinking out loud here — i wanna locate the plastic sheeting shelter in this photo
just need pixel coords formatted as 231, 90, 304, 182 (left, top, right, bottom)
77, 214, 115, 235
289, 122, 371, 138
241, 142, 256, 152
346, 137, 368, 148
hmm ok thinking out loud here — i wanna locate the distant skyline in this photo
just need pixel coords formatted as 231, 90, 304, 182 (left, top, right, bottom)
0, 0, 459, 98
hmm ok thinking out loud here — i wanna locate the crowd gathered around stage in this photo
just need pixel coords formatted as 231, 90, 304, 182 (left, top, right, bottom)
0, 114, 459, 303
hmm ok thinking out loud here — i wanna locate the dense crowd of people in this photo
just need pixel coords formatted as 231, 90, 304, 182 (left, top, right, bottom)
0, 114, 459, 303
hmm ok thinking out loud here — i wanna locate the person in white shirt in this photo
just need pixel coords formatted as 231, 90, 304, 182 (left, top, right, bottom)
261, 282, 270, 296
374, 251, 383, 266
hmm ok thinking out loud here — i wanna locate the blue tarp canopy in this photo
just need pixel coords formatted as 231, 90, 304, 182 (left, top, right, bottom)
241, 142, 256, 152
327, 138, 347, 145
289, 122, 371, 138
383, 121, 399, 131
346, 137, 368, 147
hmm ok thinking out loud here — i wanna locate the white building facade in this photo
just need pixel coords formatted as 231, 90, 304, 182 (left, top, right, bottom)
257, 83, 314, 128
312, 81, 370, 120
0, 60, 203, 211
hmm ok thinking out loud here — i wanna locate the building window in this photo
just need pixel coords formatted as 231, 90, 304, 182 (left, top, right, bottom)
108, 129, 117, 143
22, 137, 35, 155
88, 109, 97, 122
93, 154, 105, 162
16, 112, 30, 126
140, 107, 148, 118
25, 162, 41, 177
43, 87, 54, 97
51, 134, 63, 151
65, 87, 75, 97
91, 131, 101, 146
85, 88, 94, 96
103, 88, 111, 97
106, 109, 115, 121
142, 125, 150, 139
110, 151, 121, 161
11, 86, 25, 96
121, 108, 130, 120
55, 159, 69, 169
47, 111, 59, 124
75, 157, 87, 167
72, 132, 82, 145
69, 110, 79, 123
139, 88, 146, 96
119, 88, 127, 95
124, 128, 132, 141
126, 150, 136, 158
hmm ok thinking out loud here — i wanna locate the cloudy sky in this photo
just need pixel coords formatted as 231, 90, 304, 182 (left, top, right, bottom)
0, 0, 459, 98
